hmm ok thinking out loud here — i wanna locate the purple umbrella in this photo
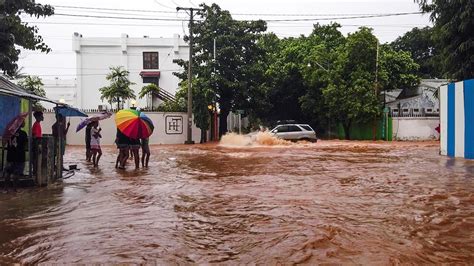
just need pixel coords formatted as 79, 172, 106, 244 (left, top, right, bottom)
76, 112, 112, 132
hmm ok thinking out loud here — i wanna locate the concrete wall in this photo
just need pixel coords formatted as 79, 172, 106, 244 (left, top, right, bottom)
43, 112, 201, 145
392, 117, 439, 140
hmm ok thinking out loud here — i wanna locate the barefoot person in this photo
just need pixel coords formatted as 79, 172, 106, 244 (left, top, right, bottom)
141, 137, 150, 168
115, 129, 129, 169
90, 121, 102, 167
129, 138, 141, 169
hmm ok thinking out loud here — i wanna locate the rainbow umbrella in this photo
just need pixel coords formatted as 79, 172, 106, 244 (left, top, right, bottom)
115, 109, 154, 139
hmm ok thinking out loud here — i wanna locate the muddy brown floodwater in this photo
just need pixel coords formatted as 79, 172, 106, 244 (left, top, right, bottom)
1, 135, 473, 264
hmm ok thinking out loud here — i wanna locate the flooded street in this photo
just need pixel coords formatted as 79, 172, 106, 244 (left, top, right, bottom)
1, 138, 473, 264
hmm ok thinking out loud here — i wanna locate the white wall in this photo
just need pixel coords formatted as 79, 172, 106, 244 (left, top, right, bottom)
73, 33, 189, 110
43, 112, 201, 145
392, 117, 440, 140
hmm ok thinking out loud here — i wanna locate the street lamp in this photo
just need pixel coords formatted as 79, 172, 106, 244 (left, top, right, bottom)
131, 99, 137, 110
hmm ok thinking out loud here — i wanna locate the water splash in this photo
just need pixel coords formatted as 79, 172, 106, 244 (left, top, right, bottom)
219, 132, 292, 147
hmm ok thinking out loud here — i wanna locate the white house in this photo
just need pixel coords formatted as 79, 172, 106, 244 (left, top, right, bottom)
387, 79, 448, 117
73, 33, 189, 110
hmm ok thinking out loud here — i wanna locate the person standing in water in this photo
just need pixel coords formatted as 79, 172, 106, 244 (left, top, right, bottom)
141, 138, 150, 168
85, 123, 92, 162
90, 121, 102, 167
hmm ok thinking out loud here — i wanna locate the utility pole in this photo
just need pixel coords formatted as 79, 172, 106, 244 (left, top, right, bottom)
177, 6, 203, 144
373, 40, 379, 141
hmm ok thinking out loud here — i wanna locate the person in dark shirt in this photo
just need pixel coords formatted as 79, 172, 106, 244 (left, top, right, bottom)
85, 123, 92, 162
3, 123, 28, 192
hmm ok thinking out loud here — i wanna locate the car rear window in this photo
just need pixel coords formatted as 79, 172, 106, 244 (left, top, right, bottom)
301, 125, 313, 131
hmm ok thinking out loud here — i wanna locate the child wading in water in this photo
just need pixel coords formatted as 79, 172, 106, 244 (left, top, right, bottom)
90, 121, 102, 167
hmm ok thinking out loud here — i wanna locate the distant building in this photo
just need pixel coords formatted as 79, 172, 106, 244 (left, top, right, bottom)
42, 78, 77, 109
387, 79, 449, 117
73, 33, 189, 109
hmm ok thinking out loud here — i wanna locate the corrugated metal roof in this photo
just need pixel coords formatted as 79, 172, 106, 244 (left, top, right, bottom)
0, 75, 60, 104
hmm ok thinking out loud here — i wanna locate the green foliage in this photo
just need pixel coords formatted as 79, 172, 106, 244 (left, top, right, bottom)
174, 3, 267, 136
138, 83, 160, 99
0, 0, 54, 76
99, 66, 136, 109
391, 26, 442, 78
378, 45, 420, 92
415, 0, 474, 80
18, 75, 45, 110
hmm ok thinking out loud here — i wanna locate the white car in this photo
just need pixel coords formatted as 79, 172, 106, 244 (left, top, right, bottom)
270, 124, 318, 142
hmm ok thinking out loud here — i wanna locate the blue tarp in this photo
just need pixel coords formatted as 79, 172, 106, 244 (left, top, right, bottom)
0, 94, 21, 136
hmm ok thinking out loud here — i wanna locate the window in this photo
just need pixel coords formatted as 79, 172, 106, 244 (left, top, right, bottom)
426, 108, 433, 112
288, 125, 302, 132
276, 126, 289, 133
143, 52, 159, 69
414, 108, 419, 112
301, 125, 313, 131
403, 109, 409, 113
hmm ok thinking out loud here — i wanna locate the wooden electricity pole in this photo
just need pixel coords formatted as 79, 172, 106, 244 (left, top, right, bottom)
177, 7, 204, 144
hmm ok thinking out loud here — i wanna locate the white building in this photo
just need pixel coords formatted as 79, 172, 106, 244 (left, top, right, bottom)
42, 78, 77, 109
73, 33, 189, 110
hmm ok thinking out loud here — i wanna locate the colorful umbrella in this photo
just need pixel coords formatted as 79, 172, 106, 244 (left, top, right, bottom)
2, 112, 28, 143
115, 109, 154, 139
76, 112, 112, 132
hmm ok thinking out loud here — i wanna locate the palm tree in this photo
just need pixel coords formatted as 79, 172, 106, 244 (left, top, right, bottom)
138, 83, 160, 109
99, 66, 136, 109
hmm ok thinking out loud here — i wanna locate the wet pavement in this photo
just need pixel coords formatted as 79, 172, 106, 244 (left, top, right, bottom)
1, 134, 473, 264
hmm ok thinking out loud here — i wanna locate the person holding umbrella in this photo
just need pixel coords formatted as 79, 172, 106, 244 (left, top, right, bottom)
90, 121, 102, 167
3, 121, 27, 192
76, 112, 112, 163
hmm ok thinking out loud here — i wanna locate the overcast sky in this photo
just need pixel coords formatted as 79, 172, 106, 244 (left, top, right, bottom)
18, 0, 432, 79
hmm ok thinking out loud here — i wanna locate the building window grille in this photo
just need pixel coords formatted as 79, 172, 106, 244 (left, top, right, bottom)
143, 52, 159, 69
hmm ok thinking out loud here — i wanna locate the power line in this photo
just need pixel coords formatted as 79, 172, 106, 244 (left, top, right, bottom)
51, 11, 423, 22
53, 5, 176, 14
54, 13, 188, 21
53, 4, 420, 17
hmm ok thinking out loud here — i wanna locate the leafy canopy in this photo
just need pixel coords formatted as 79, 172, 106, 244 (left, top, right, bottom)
415, 0, 474, 80
0, 0, 54, 76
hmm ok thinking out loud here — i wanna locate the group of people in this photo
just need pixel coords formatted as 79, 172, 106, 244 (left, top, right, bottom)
83, 122, 150, 169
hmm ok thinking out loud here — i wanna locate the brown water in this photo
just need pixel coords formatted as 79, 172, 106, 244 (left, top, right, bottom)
1, 136, 473, 264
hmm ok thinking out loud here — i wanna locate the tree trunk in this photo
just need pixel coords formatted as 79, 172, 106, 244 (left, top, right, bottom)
342, 121, 352, 140
219, 109, 229, 138
200, 129, 207, 144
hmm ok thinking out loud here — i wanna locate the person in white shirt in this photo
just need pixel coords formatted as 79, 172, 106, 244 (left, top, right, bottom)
90, 121, 102, 167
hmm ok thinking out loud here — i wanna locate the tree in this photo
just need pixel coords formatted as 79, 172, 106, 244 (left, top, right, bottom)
391, 27, 442, 78
138, 83, 160, 109
18, 75, 45, 110
174, 3, 267, 137
0, 0, 54, 76
322, 27, 380, 139
99, 66, 135, 109
415, 0, 474, 80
